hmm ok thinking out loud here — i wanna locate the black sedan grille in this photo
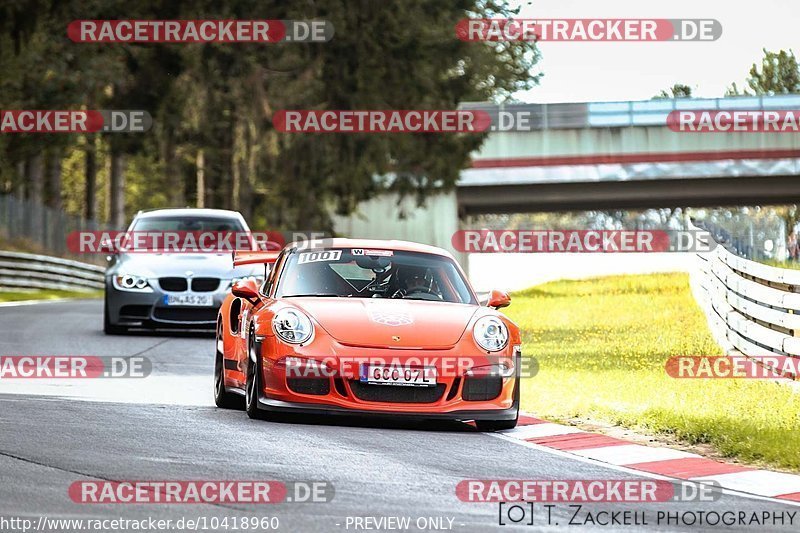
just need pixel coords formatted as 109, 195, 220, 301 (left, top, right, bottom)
159, 277, 188, 292
152, 307, 217, 323
191, 277, 220, 292
118, 305, 150, 319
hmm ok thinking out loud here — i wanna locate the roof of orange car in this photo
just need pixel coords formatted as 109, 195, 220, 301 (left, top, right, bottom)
288, 238, 455, 258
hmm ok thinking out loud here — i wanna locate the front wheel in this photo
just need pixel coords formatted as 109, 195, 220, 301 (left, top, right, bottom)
475, 377, 519, 431
214, 324, 244, 410
245, 333, 265, 420
475, 417, 518, 432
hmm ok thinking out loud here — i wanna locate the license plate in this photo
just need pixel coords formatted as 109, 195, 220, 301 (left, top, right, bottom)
360, 364, 437, 387
163, 294, 213, 307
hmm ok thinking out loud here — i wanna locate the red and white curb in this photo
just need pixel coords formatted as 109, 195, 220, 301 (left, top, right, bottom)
493, 414, 800, 504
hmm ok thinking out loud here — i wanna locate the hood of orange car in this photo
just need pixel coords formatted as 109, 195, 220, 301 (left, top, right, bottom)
287, 298, 478, 349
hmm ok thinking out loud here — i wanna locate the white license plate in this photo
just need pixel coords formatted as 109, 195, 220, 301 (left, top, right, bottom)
163, 294, 213, 307
360, 364, 437, 387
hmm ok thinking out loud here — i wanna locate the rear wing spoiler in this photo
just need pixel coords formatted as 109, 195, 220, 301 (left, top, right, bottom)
233, 251, 281, 267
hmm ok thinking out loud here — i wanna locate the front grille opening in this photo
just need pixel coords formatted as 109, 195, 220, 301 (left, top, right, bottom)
333, 377, 348, 397
446, 377, 461, 401
462, 376, 503, 401
152, 307, 217, 323
159, 277, 188, 292
287, 377, 331, 396
119, 305, 150, 319
191, 277, 220, 292
349, 381, 445, 403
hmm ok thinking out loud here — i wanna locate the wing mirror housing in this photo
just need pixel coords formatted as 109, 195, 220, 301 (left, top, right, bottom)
486, 289, 511, 309
232, 279, 260, 302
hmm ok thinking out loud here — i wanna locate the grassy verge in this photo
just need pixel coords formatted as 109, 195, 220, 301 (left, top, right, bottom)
0, 289, 103, 303
760, 258, 800, 271
507, 273, 800, 471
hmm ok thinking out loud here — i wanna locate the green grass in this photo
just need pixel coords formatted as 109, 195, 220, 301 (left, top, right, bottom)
507, 273, 800, 471
760, 258, 800, 271
0, 289, 102, 303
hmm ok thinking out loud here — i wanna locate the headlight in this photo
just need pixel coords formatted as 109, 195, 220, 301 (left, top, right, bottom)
273, 308, 314, 344
112, 274, 152, 292
473, 316, 509, 352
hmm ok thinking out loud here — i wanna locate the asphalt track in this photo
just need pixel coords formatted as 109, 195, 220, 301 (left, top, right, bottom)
0, 299, 798, 532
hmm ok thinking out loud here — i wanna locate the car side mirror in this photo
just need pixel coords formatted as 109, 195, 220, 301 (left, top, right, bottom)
232, 279, 259, 301
100, 237, 118, 256
487, 289, 511, 309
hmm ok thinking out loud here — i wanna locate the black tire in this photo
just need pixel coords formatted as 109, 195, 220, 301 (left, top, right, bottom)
245, 330, 266, 420
475, 376, 519, 431
214, 323, 244, 410
475, 417, 518, 432
103, 296, 127, 335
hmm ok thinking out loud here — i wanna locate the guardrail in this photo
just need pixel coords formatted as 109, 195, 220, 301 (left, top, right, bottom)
0, 250, 105, 292
690, 231, 800, 380
0, 194, 108, 261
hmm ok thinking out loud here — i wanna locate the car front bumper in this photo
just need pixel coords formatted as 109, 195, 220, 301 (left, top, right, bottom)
245, 335, 522, 421
105, 279, 230, 329
256, 388, 520, 421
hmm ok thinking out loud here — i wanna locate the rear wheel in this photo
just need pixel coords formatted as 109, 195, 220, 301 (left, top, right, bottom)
103, 296, 127, 335
214, 323, 244, 410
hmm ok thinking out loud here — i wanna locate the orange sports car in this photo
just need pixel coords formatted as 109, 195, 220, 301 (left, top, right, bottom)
213, 239, 521, 430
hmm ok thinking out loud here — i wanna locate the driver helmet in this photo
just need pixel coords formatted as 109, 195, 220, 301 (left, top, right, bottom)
402, 267, 429, 293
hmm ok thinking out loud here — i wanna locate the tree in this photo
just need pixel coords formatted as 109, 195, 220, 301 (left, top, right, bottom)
726, 48, 800, 96
725, 49, 800, 241
1, 0, 540, 235
654, 84, 692, 99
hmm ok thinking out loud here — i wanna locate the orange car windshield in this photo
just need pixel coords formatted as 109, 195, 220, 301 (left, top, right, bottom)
276, 249, 476, 304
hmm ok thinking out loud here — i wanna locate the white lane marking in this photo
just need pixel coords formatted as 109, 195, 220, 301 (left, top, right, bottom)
572, 444, 699, 465
691, 470, 800, 498
488, 432, 800, 507
0, 298, 93, 308
499, 422, 584, 440
0, 376, 213, 406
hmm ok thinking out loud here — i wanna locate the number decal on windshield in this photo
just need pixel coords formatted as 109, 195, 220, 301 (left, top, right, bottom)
298, 250, 342, 264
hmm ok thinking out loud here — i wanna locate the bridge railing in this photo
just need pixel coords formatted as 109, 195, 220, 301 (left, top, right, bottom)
0, 250, 105, 292
463, 94, 800, 130
690, 228, 800, 380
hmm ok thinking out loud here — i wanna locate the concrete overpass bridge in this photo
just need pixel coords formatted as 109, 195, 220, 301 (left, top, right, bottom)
334, 95, 800, 263
459, 95, 800, 214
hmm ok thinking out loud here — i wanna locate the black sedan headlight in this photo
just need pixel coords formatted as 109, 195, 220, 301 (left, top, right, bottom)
112, 274, 152, 292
